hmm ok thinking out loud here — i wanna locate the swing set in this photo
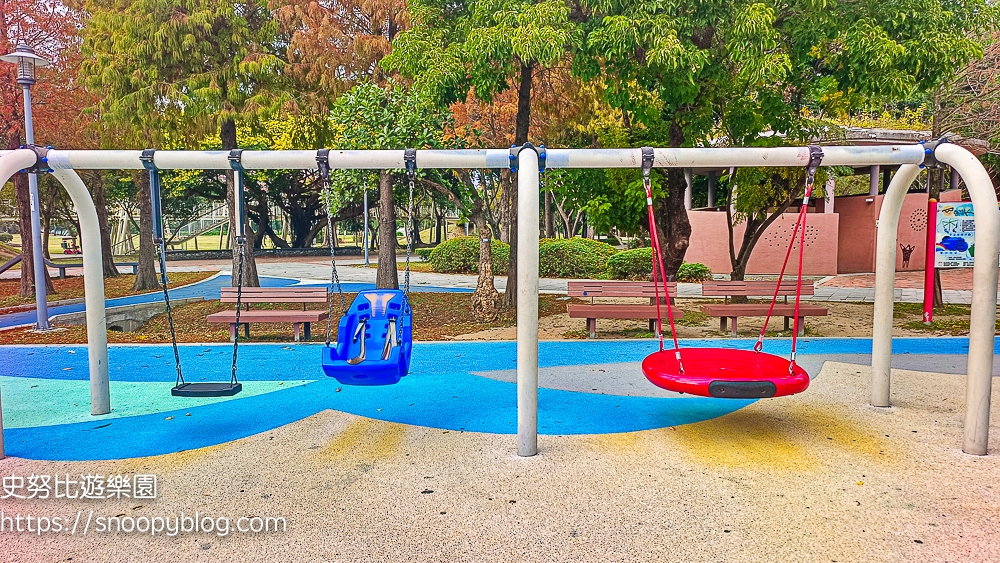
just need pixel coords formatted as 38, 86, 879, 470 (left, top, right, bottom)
7, 140, 994, 458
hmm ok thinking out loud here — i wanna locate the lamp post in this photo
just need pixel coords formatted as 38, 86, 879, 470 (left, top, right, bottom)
2, 43, 52, 330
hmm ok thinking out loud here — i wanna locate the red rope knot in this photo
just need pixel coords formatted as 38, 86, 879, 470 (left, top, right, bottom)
753, 338, 763, 353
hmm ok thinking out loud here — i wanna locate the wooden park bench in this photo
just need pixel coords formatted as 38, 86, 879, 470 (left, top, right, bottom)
567, 281, 682, 338
206, 286, 329, 342
41, 258, 139, 279
700, 280, 827, 337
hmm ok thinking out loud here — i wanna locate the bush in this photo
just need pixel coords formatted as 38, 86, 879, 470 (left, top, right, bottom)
415, 248, 433, 262
538, 237, 617, 278
428, 236, 509, 275
0, 233, 12, 244
677, 262, 712, 282
606, 247, 652, 280
606, 248, 712, 282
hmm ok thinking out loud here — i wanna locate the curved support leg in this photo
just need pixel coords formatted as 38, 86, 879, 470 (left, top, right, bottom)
871, 164, 922, 408
0, 149, 40, 459
50, 169, 110, 416
935, 144, 999, 455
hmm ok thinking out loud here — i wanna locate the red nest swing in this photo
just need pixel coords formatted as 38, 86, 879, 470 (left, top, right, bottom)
638, 146, 823, 399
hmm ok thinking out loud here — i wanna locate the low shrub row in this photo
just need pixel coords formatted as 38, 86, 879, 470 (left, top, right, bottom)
605, 248, 713, 282
427, 236, 712, 281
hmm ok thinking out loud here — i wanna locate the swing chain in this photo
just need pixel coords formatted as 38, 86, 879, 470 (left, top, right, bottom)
404, 148, 416, 297
141, 149, 184, 387
317, 149, 346, 347
753, 145, 825, 360
231, 239, 245, 385
228, 150, 246, 386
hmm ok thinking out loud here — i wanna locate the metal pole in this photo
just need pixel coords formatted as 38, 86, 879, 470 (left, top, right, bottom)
23, 85, 49, 330
48, 168, 111, 415
923, 198, 937, 324
516, 146, 539, 457
869, 165, 880, 196
707, 171, 716, 208
871, 164, 922, 407
935, 143, 999, 456
0, 150, 38, 459
363, 186, 370, 266
824, 178, 835, 213
683, 168, 693, 210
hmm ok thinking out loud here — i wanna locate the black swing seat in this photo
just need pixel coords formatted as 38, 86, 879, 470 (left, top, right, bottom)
171, 382, 243, 398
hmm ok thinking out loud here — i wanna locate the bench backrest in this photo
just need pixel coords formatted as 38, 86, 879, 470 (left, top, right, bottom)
219, 286, 329, 303
567, 281, 677, 298
701, 280, 814, 297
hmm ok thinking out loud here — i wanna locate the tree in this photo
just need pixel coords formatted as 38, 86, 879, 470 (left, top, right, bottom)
326, 81, 448, 289
80, 0, 288, 288
1, 0, 86, 297
578, 0, 996, 280
274, 0, 408, 110
384, 0, 578, 307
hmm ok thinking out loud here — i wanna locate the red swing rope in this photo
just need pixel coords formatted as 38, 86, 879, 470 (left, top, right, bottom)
753, 146, 824, 372
641, 148, 684, 372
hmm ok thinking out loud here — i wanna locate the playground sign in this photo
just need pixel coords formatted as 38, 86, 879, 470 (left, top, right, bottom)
934, 202, 979, 268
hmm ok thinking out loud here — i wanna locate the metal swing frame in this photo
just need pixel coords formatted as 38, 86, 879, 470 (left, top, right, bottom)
2, 141, 995, 459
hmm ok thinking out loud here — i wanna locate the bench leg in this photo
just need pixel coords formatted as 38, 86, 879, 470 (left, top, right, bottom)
304, 322, 311, 341
798, 317, 805, 337
244, 323, 250, 338
587, 318, 596, 339
784, 317, 790, 332
229, 324, 237, 342
720, 317, 727, 333
293, 323, 301, 342
730, 317, 738, 338
58, 268, 66, 279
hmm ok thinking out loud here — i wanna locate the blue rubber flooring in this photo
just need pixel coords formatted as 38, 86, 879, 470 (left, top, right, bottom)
0, 338, 986, 461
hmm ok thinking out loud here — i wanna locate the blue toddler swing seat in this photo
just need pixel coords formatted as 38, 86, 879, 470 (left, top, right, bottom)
322, 290, 413, 385
316, 148, 417, 386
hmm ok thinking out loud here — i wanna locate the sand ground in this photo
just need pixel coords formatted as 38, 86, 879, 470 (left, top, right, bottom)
2, 361, 998, 563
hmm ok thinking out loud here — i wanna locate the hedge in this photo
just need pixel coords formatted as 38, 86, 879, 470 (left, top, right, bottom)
427, 236, 509, 275
606, 247, 712, 282
538, 237, 617, 279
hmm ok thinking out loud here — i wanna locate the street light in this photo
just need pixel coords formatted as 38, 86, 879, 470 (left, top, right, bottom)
1, 43, 52, 330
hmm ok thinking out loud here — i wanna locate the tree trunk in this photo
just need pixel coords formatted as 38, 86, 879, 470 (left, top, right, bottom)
132, 171, 160, 290
544, 188, 554, 238
504, 61, 535, 309
653, 121, 692, 280
376, 170, 399, 288
471, 209, 500, 321
89, 172, 120, 278
221, 118, 260, 287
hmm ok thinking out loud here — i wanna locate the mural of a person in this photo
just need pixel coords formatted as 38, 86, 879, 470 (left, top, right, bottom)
900, 244, 916, 268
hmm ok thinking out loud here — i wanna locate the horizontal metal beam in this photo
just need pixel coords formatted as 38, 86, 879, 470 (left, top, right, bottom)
0, 145, 928, 172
